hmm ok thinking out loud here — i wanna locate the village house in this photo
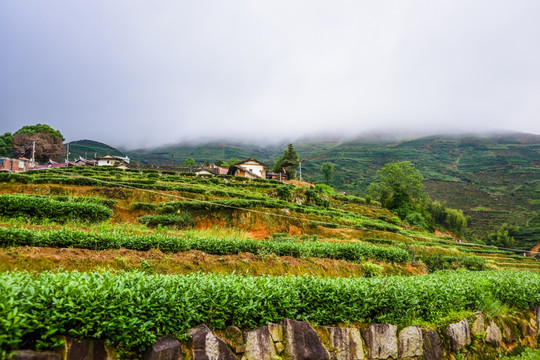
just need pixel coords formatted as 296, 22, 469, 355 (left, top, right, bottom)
70, 156, 97, 166
227, 158, 268, 179
0, 157, 32, 172
96, 155, 131, 169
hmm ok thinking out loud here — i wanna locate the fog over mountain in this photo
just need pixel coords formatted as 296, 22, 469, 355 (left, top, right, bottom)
1, 1, 540, 148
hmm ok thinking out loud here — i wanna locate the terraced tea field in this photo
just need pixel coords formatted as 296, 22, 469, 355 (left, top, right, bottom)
1, 166, 539, 358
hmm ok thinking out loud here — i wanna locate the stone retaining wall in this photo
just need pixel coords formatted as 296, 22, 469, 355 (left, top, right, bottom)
10, 308, 539, 360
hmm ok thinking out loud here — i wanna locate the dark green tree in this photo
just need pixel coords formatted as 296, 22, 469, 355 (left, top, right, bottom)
0, 132, 14, 156
368, 161, 428, 217
273, 144, 299, 180
321, 162, 335, 185
488, 223, 517, 248
183, 158, 197, 167
223, 157, 240, 168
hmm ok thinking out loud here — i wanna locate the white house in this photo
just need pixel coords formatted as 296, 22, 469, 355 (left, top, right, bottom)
227, 158, 268, 179
96, 155, 130, 168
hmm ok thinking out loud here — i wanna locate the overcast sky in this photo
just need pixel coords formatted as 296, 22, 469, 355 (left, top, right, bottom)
1, 1, 539, 148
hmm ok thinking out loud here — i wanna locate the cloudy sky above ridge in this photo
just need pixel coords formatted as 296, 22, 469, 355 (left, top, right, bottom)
1, 1, 540, 148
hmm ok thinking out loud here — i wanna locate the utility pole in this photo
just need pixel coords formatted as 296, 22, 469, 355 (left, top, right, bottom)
299, 160, 303, 181
31, 141, 36, 167
65, 143, 70, 163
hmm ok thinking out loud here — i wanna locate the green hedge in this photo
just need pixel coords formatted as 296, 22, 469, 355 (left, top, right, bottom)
0, 227, 411, 263
138, 214, 194, 228
0, 194, 113, 223
0, 270, 538, 355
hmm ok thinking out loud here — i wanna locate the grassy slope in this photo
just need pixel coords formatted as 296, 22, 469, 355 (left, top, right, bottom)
1, 167, 539, 357
121, 132, 540, 245
1, 167, 538, 274
66, 139, 125, 160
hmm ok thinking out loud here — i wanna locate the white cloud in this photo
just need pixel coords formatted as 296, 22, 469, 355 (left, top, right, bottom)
1, 0, 539, 147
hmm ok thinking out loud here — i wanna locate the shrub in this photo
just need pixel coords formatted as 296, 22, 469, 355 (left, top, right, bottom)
138, 213, 194, 228
0, 270, 538, 354
0, 194, 113, 223
276, 185, 292, 201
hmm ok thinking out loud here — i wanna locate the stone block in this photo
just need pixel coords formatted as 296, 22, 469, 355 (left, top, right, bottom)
144, 335, 182, 360
501, 322, 518, 343
281, 318, 330, 360
10, 350, 61, 360
471, 313, 485, 335
324, 327, 364, 360
398, 326, 423, 358
63, 337, 114, 360
535, 306, 540, 335
188, 324, 237, 360
360, 324, 397, 359
225, 326, 244, 347
274, 342, 285, 355
243, 326, 276, 360
267, 323, 283, 343
485, 321, 502, 347
422, 329, 444, 360
445, 319, 471, 352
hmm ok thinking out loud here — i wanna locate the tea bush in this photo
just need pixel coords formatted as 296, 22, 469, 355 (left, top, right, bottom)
0, 270, 538, 354
0, 194, 113, 223
0, 227, 410, 263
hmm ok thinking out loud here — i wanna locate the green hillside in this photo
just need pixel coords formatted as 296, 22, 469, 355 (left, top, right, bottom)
66, 139, 125, 160
1, 163, 539, 358
128, 142, 279, 166
124, 132, 540, 247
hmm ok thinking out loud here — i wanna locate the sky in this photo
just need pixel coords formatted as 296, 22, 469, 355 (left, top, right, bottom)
1, 1, 540, 148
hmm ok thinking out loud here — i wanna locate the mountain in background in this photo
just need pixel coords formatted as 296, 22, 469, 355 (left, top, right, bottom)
65, 139, 125, 161
68, 132, 540, 248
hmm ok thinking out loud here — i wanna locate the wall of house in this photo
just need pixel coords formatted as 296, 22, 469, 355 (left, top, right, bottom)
241, 161, 266, 178
0, 158, 28, 172
97, 159, 114, 166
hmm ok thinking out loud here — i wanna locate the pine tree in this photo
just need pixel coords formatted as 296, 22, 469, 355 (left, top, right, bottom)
273, 144, 299, 180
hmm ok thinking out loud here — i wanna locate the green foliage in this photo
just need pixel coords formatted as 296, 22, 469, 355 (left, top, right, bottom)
314, 184, 333, 194
320, 162, 335, 185
14, 123, 65, 141
420, 254, 486, 272
183, 157, 197, 167
369, 161, 427, 213
138, 213, 194, 228
488, 223, 518, 248
0, 132, 13, 157
0, 270, 538, 353
273, 144, 299, 180
502, 348, 540, 359
0, 194, 113, 223
276, 185, 293, 201
404, 212, 428, 229
222, 157, 240, 168
0, 227, 411, 263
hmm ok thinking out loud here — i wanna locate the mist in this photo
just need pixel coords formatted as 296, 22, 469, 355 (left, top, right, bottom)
1, 1, 540, 149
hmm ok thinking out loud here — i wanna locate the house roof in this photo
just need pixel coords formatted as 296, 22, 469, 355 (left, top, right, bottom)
232, 157, 268, 168
227, 164, 263, 178
95, 154, 130, 163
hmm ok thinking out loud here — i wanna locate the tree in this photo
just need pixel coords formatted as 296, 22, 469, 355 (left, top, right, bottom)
273, 144, 299, 180
0, 132, 14, 157
12, 124, 65, 163
183, 158, 196, 167
488, 223, 517, 248
222, 157, 240, 168
368, 161, 427, 215
321, 162, 335, 185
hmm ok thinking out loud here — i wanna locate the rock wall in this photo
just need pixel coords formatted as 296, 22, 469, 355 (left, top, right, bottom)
9, 308, 539, 360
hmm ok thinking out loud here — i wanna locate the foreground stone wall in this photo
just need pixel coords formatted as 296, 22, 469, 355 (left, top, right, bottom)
10, 308, 539, 360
